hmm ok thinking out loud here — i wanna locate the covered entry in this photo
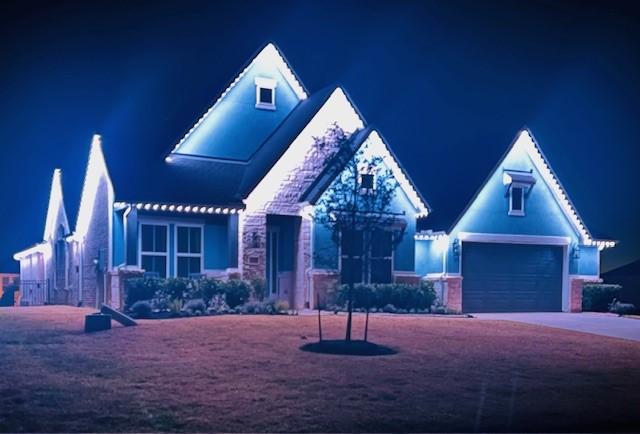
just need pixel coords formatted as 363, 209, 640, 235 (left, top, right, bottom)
461, 241, 563, 313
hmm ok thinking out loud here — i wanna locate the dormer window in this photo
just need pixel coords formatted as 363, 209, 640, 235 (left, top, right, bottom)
255, 77, 277, 110
503, 169, 535, 217
509, 186, 524, 216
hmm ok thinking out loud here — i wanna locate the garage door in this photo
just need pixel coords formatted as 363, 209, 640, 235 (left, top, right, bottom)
462, 242, 563, 313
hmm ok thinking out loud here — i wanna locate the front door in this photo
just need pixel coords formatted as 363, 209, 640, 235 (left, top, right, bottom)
266, 227, 279, 298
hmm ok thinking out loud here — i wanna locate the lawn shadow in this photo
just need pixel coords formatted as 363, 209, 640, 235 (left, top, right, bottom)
300, 339, 397, 356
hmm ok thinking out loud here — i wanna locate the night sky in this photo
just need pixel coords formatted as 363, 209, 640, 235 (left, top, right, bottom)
1, 0, 638, 273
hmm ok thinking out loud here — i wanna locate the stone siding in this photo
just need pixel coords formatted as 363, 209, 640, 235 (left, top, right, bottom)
570, 278, 584, 313
445, 276, 463, 313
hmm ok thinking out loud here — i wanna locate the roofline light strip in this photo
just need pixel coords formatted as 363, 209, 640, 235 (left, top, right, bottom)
114, 202, 243, 215
166, 43, 307, 160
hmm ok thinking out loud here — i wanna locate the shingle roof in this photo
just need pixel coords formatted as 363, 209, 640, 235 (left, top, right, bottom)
107, 86, 335, 206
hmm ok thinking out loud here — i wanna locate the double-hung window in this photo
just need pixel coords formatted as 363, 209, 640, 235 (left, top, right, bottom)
177, 226, 202, 278
140, 224, 168, 278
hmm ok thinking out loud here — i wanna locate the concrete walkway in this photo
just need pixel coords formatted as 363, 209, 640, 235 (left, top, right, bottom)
473, 312, 640, 342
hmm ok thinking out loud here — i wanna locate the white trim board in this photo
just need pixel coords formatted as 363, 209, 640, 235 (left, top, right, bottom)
458, 232, 571, 246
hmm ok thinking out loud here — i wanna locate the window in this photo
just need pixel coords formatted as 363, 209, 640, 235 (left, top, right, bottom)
370, 230, 393, 283
509, 186, 524, 216
255, 77, 277, 110
340, 229, 393, 284
360, 173, 374, 190
176, 226, 202, 278
140, 224, 168, 278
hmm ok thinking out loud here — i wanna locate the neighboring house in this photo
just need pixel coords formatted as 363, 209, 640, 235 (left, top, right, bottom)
0, 273, 19, 306
13, 43, 429, 310
602, 260, 640, 308
416, 129, 615, 313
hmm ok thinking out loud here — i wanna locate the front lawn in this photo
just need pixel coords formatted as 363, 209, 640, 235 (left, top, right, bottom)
0, 306, 638, 432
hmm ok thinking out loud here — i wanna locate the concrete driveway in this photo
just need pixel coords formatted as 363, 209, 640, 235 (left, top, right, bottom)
473, 312, 640, 342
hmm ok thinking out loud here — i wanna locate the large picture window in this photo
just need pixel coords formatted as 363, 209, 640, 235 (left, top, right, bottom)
140, 224, 168, 278
340, 229, 393, 284
177, 226, 202, 278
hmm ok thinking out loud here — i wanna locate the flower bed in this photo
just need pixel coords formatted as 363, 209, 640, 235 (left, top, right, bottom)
125, 277, 289, 319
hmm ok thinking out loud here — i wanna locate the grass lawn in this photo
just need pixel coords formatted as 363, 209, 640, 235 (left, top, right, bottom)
1, 306, 639, 432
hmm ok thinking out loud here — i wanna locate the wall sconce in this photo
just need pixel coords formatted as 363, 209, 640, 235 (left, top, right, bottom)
452, 238, 460, 257
572, 243, 580, 259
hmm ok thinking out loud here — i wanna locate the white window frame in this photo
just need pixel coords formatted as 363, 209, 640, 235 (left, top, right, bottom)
138, 222, 169, 278
175, 223, 205, 278
338, 228, 395, 284
255, 77, 277, 110
509, 184, 525, 216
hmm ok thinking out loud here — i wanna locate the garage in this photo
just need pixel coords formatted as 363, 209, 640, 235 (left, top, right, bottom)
461, 242, 563, 313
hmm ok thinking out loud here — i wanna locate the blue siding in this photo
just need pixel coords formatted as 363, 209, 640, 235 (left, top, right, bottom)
415, 239, 445, 275
168, 224, 175, 276
175, 52, 301, 160
313, 223, 338, 269
125, 208, 138, 266
112, 209, 125, 266
204, 220, 228, 270
577, 245, 599, 276
227, 214, 239, 268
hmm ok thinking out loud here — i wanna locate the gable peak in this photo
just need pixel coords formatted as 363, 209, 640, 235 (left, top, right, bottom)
43, 168, 69, 241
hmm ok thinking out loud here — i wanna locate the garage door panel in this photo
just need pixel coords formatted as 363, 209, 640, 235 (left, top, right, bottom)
462, 242, 563, 313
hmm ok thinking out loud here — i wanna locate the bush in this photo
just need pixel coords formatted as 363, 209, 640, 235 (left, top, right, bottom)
329, 281, 436, 311
207, 294, 230, 315
163, 278, 189, 300
609, 299, 636, 315
223, 279, 251, 308
583, 284, 622, 312
168, 298, 183, 315
238, 299, 289, 314
130, 300, 152, 319
183, 298, 207, 315
125, 278, 162, 309
250, 278, 267, 301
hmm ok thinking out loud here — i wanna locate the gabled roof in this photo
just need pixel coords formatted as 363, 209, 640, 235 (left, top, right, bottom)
43, 168, 69, 240
434, 128, 613, 246
108, 86, 336, 206
166, 42, 308, 161
301, 126, 431, 216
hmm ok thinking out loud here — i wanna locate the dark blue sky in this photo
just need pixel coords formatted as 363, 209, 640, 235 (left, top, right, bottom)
1, 0, 638, 272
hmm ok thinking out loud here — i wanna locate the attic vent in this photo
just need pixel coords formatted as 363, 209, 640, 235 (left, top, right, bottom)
255, 77, 277, 110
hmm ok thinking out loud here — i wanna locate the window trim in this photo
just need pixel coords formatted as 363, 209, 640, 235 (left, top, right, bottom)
174, 223, 204, 278
509, 184, 525, 216
138, 222, 169, 278
255, 77, 277, 110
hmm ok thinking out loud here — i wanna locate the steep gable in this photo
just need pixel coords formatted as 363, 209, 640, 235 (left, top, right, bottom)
167, 43, 308, 161
43, 169, 70, 241
449, 129, 596, 245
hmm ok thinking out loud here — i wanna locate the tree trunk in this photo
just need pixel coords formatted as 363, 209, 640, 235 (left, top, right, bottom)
345, 279, 354, 341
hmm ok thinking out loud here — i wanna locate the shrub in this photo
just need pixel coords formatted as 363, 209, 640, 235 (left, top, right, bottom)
168, 298, 183, 315
609, 299, 636, 315
250, 278, 267, 301
222, 279, 251, 308
329, 281, 436, 311
130, 300, 152, 319
583, 284, 622, 312
125, 278, 162, 309
207, 294, 230, 315
274, 300, 289, 313
163, 278, 188, 300
183, 298, 207, 315
382, 303, 396, 313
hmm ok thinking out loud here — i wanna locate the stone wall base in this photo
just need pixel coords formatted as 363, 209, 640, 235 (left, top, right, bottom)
570, 278, 584, 313
311, 272, 339, 309
444, 276, 463, 313
107, 268, 144, 310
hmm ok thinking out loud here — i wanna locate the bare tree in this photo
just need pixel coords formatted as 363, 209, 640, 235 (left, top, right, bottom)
314, 128, 404, 341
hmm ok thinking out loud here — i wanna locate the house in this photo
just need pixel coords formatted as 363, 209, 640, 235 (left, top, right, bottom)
0, 273, 19, 306
416, 129, 616, 313
13, 43, 429, 310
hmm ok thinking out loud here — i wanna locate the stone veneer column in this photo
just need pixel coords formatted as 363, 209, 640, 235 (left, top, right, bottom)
445, 276, 463, 313
569, 278, 584, 313
108, 268, 144, 310
241, 212, 267, 280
